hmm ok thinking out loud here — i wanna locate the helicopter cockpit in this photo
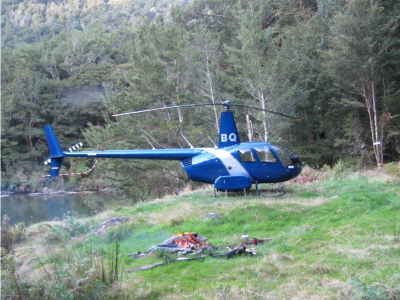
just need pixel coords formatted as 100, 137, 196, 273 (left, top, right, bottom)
269, 144, 301, 167
237, 144, 300, 167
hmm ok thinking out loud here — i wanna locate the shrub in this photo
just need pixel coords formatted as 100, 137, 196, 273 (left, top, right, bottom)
330, 159, 356, 178
40, 213, 99, 243
105, 223, 135, 243
383, 162, 400, 178
340, 276, 400, 300
62, 211, 98, 236
1, 215, 25, 253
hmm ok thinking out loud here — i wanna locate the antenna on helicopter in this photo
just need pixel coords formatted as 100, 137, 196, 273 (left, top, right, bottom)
208, 137, 217, 148
143, 135, 156, 150
181, 135, 194, 148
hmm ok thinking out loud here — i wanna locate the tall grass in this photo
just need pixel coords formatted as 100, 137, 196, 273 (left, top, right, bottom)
1, 239, 124, 299
1, 213, 125, 299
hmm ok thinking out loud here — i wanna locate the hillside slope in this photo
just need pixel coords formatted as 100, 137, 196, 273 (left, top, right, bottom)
3, 166, 400, 299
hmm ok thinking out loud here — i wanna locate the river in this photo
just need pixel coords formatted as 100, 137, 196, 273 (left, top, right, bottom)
1, 192, 122, 225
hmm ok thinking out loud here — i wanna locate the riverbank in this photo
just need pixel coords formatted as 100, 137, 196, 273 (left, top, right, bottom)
2, 165, 400, 299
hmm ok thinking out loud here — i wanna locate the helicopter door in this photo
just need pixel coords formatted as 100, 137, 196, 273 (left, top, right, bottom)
253, 146, 283, 183
236, 148, 259, 182
254, 147, 278, 163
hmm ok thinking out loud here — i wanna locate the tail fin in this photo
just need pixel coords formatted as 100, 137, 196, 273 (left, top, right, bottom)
218, 111, 241, 148
44, 125, 65, 177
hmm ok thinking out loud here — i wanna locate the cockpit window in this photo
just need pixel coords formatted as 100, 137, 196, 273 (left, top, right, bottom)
270, 144, 297, 166
238, 149, 256, 163
254, 147, 278, 163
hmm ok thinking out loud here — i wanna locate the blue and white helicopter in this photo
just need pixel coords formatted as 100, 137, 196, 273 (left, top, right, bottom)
44, 101, 302, 197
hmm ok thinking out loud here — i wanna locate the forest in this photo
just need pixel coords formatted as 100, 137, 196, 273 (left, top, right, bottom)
1, 0, 400, 198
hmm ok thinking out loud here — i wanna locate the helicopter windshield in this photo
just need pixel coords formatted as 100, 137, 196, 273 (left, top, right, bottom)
269, 144, 298, 167
254, 147, 277, 163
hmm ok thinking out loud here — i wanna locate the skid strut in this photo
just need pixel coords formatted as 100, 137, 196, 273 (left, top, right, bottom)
213, 183, 286, 198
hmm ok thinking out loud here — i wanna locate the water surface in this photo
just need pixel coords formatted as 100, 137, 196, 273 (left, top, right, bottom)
1, 193, 120, 225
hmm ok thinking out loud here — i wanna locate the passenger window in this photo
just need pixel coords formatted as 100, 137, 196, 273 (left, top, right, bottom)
238, 149, 256, 163
254, 147, 277, 163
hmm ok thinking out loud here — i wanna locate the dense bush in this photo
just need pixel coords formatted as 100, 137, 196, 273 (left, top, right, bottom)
1, 215, 25, 253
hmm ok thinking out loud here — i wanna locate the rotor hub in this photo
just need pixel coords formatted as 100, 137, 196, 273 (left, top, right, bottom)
222, 101, 234, 111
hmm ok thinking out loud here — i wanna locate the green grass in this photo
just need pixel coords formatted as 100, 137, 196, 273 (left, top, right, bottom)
8, 170, 400, 299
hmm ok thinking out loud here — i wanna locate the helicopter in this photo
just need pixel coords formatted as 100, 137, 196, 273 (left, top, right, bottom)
43, 101, 302, 197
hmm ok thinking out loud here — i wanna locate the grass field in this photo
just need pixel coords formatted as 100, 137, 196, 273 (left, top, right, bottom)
3, 166, 400, 299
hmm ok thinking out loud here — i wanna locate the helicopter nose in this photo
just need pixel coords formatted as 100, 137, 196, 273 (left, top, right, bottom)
287, 164, 302, 177
289, 153, 301, 164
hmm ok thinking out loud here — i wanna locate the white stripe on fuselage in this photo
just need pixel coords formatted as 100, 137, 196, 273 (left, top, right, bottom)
203, 148, 253, 181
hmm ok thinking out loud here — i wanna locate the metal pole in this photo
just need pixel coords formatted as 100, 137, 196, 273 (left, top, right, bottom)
255, 181, 259, 197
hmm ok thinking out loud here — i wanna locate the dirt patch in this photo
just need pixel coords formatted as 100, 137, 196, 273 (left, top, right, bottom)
342, 248, 370, 259
287, 175, 319, 186
143, 202, 205, 225
285, 166, 325, 187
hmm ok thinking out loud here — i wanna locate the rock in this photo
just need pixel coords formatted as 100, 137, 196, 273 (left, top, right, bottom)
202, 213, 221, 220
100, 187, 116, 193
42, 187, 56, 194
93, 217, 132, 236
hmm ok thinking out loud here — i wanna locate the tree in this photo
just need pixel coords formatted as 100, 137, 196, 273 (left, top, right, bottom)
327, 0, 399, 168
128, 19, 196, 136
224, 0, 304, 143
190, 25, 222, 132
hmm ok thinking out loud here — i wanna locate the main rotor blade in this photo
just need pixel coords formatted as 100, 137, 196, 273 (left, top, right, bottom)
112, 103, 219, 117
112, 102, 302, 121
233, 104, 302, 121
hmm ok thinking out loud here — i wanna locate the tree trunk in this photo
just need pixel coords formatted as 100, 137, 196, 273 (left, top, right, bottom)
371, 82, 383, 167
260, 96, 268, 141
364, 83, 383, 168
246, 114, 253, 142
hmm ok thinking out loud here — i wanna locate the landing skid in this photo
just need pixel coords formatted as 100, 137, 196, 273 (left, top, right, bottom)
255, 182, 286, 198
213, 182, 286, 198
